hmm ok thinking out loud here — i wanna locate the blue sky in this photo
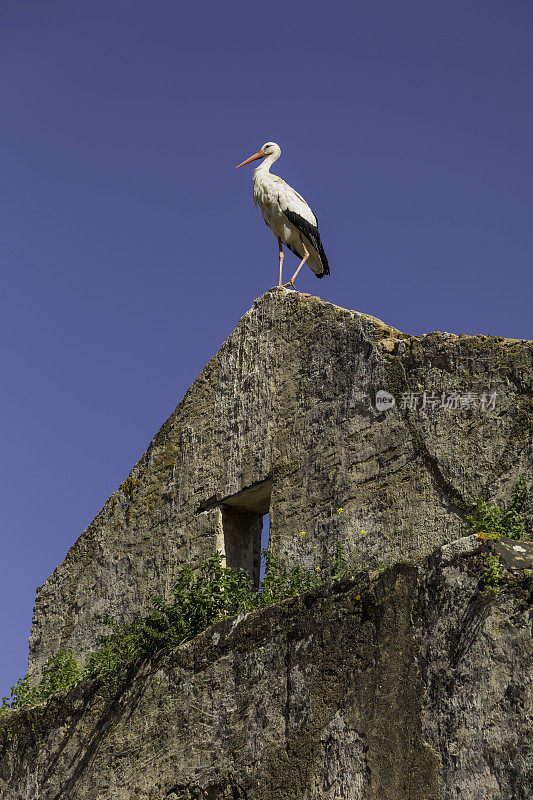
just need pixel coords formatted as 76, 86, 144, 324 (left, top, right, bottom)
1, 0, 531, 695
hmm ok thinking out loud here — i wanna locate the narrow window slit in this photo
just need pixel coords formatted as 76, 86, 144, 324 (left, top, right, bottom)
218, 479, 272, 587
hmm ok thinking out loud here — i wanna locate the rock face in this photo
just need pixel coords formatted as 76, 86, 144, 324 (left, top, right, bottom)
28, 288, 533, 676
1, 536, 531, 799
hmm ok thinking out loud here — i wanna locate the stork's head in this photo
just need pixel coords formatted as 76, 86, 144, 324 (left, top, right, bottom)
236, 141, 281, 168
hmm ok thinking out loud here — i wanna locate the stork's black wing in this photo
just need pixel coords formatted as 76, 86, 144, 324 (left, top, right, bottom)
282, 207, 330, 278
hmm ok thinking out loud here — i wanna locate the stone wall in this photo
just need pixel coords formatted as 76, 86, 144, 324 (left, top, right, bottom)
1, 537, 531, 799
28, 288, 533, 676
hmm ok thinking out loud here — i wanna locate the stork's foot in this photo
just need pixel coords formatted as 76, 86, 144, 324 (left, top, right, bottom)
282, 280, 296, 289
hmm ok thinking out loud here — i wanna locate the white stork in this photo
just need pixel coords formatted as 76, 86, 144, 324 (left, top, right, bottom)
236, 142, 330, 289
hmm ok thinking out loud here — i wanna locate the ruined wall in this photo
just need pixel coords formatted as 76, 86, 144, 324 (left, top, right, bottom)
28, 287, 533, 676
1, 537, 531, 799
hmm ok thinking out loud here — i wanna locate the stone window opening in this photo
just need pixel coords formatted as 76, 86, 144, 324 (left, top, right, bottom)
217, 479, 272, 588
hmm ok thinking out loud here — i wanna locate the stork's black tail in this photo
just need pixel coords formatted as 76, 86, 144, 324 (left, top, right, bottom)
315, 237, 330, 278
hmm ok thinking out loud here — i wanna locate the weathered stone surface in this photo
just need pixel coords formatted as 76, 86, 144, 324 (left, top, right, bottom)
1, 538, 531, 799
417, 538, 532, 799
491, 536, 533, 570
28, 288, 533, 676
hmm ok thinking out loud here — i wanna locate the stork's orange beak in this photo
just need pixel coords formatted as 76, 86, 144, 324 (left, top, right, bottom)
235, 150, 266, 168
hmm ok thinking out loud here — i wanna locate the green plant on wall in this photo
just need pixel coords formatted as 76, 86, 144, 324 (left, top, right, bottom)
1, 543, 363, 713
465, 478, 529, 541
1, 650, 82, 714
83, 552, 258, 684
482, 554, 504, 594
259, 549, 321, 605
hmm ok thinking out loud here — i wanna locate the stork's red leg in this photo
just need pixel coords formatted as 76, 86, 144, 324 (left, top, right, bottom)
283, 237, 309, 289
278, 237, 284, 286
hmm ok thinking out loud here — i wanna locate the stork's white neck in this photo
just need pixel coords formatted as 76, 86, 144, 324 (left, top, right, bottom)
254, 152, 280, 176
